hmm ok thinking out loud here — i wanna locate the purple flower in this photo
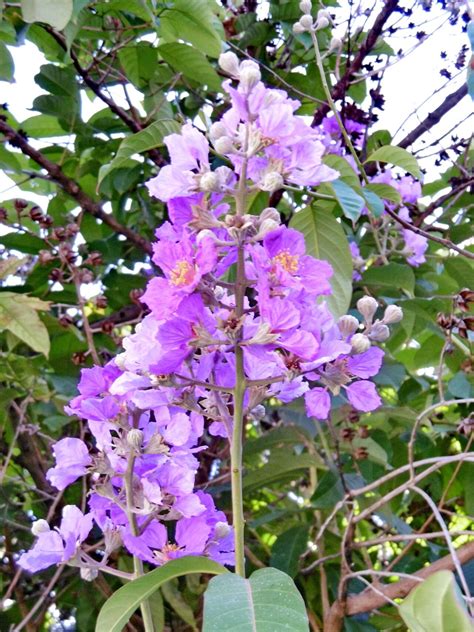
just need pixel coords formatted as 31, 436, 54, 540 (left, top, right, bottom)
18, 506, 93, 573
46, 438, 92, 490
305, 387, 331, 420
347, 347, 384, 379
402, 229, 428, 266
345, 380, 381, 412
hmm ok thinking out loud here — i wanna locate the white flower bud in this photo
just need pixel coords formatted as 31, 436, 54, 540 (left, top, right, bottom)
383, 305, 403, 325
315, 16, 329, 29
238, 60, 261, 93
368, 323, 390, 342
351, 333, 371, 354
357, 296, 378, 323
104, 526, 123, 554
199, 171, 221, 192
251, 404, 266, 421
214, 136, 235, 155
256, 218, 280, 239
260, 207, 281, 225
337, 315, 359, 337
299, 0, 312, 14
218, 51, 240, 77
31, 519, 50, 536
214, 521, 231, 539
196, 229, 218, 243
293, 22, 306, 35
209, 121, 227, 142
299, 14, 314, 30
329, 36, 343, 52
127, 428, 144, 450
260, 171, 284, 192
81, 567, 99, 582
317, 9, 331, 20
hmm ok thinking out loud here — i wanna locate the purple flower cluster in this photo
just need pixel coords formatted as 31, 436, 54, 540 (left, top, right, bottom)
19, 53, 402, 579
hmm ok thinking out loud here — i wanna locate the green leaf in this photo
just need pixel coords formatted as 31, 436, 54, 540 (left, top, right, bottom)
161, 579, 198, 630
290, 206, 353, 317
330, 179, 365, 221
244, 426, 312, 461
203, 567, 309, 632
158, 42, 222, 92
34, 63, 78, 97
0, 292, 50, 356
399, 570, 474, 632
243, 453, 322, 492
21, 114, 69, 138
270, 525, 309, 578
0, 256, 27, 280
362, 263, 415, 295
362, 190, 384, 218
365, 146, 421, 180
21, 0, 73, 29
160, 0, 222, 58
0, 41, 14, 82
95, 556, 228, 632
323, 154, 360, 188
366, 182, 402, 205
117, 42, 158, 88
98, 119, 180, 185
311, 470, 344, 509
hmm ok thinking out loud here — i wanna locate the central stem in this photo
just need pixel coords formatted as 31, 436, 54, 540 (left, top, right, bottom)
231, 134, 249, 577
124, 452, 155, 632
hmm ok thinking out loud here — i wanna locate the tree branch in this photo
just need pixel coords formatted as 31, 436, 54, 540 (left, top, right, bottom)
311, 0, 400, 126
0, 117, 152, 254
398, 83, 468, 149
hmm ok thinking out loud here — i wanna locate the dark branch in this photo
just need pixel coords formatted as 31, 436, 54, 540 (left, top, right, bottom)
398, 83, 468, 149
0, 118, 152, 254
415, 177, 474, 225
311, 0, 400, 126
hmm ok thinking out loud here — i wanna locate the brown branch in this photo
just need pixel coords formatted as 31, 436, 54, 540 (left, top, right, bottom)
44, 26, 165, 167
0, 118, 152, 254
398, 83, 468, 149
415, 176, 474, 225
311, 0, 400, 126
384, 206, 474, 260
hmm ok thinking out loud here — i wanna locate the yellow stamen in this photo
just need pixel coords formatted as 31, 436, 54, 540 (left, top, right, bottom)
170, 260, 195, 287
273, 249, 299, 274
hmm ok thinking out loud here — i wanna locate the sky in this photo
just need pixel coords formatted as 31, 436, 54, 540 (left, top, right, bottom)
0, 1, 472, 205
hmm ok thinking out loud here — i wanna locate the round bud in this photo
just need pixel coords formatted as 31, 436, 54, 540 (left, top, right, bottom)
81, 567, 99, 582
260, 171, 284, 192
218, 51, 240, 77
383, 304, 403, 325
214, 136, 235, 155
209, 121, 227, 142
317, 8, 331, 19
329, 36, 343, 52
200, 171, 221, 192
196, 229, 218, 244
357, 296, 378, 323
127, 428, 144, 450
31, 519, 50, 536
315, 16, 329, 29
299, 14, 314, 30
260, 207, 281, 224
299, 0, 312, 14
214, 521, 231, 538
238, 60, 261, 93
251, 404, 266, 420
368, 323, 390, 342
293, 22, 306, 34
337, 315, 359, 337
351, 333, 371, 354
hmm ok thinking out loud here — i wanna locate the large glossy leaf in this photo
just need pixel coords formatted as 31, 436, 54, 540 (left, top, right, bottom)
290, 206, 353, 317
365, 146, 421, 180
203, 567, 309, 631
160, 0, 222, 58
21, 0, 73, 29
270, 526, 309, 578
98, 119, 180, 185
158, 43, 222, 92
399, 570, 474, 632
330, 179, 365, 221
0, 292, 50, 356
362, 262, 415, 295
95, 556, 228, 632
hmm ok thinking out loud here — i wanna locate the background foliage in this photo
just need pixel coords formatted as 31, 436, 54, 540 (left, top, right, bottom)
0, 0, 473, 630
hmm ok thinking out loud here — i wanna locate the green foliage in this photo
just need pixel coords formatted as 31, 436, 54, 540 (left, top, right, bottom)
203, 568, 309, 631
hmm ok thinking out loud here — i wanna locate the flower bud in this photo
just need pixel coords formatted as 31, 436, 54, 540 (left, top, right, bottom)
260, 171, 284, 192
215, 521, 231, 538
256, 218, 280, 239
293, 22, 306, 34
299, 0, 312, 14
104, 525, 123, 554
80, 567, 99, 582
299, 14, 314, 30
351, 333, 371, 354
127, 428, 144, 450
315, 16, 329, 29
383, 305, 403, 325
317, 9, 331, 19
238, 60, 261, 93
214, 136, 235, 155
218, 51, 240, 77
199, 171, 221, 192
329, 36, 343, 52
357, 296, 378, 323
209, 121, 227, 142
250, 404, 266, 420
368, 323, 390, 342
196, 229, 218, 244
337, 315, 359, 337
31, 519, 50, 536
260, 207, 281, 225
